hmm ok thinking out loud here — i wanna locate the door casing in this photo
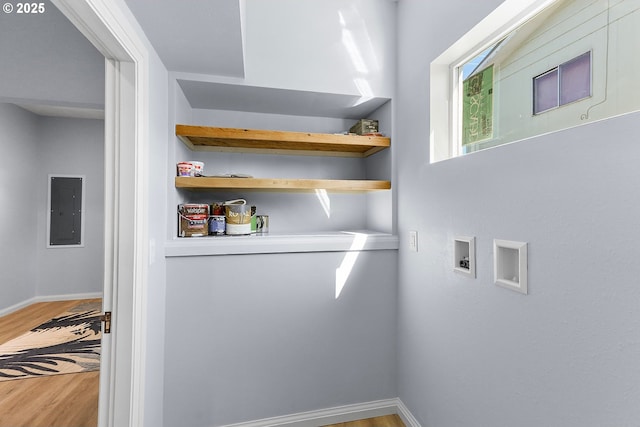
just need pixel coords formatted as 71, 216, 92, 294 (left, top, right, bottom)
51, 1, 150, 426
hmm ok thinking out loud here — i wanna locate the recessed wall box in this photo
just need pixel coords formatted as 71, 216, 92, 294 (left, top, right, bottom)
453, 236, 475, 278
493, 239, 528, 294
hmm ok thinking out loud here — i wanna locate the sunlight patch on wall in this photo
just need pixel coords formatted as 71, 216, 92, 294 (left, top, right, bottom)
315, 189, 331, 218
335, 232, 368, 299
338, 7, 379, 107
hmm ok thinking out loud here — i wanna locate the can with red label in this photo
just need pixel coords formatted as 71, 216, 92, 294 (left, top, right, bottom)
178, 204, 209, 237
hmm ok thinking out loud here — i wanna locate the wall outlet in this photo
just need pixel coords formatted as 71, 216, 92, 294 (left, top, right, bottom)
409, 230, 418, 252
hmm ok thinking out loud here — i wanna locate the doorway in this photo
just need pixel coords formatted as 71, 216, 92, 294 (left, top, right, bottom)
1, 0, 148, 425
0, 3, 106, 426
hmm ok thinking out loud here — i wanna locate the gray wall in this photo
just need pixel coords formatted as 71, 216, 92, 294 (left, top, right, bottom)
142, 35, 170, 427
164, 250, 398, 426
0, 104, 104, 312
163, 68, 398, 426
396, 1, 640, 426
0, 104, 40, 308
35, 116, 104, 297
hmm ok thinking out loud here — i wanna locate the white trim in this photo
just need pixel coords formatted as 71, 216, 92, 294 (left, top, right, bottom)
396, 399, 422, 427
0, 292, 103, 317
46, 174, 86, 248
50, 1, 150, 426
218, 398, 421, 427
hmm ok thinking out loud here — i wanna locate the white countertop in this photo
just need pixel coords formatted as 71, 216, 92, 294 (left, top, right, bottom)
164, 230, 399, 257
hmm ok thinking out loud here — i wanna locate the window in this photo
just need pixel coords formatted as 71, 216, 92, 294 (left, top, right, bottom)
430, 0, 640, 163
533, 52, 591, 114
47, 175, 85, 247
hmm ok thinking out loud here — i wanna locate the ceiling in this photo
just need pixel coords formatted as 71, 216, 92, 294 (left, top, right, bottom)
123, 0, 245, 77
0, 3, 105, 118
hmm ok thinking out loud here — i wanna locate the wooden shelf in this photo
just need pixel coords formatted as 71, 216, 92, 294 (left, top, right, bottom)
175, 177, 391, 192
176, 124, 390, 157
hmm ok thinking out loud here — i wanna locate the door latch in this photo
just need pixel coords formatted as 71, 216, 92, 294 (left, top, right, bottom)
101, 311, 112, 334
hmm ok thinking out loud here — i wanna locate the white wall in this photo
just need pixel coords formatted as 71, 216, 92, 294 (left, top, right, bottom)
396, 1, 640, 426
243, 0, 395, 98
164, 75, 398, 427
0, 104, 40, 309
142, 40, 170, 427
159, 2, 399, 423
35, 116, 104, 297
164, 250, 398, 426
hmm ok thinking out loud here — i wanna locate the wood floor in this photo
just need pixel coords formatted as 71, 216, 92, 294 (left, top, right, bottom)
0, 299, 100, 427
324, 414, 405, 427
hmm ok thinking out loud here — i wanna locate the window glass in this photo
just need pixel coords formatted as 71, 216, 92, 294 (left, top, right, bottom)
559, 52, 591, 105
534, 69, 559, 114
462, 65, 494, 146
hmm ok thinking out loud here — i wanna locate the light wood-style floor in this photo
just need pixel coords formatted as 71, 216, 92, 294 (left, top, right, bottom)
0, 299, 101, 427
324, 414, 405, 427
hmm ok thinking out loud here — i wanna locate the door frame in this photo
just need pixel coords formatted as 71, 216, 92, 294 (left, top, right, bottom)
51, 1, 149, 426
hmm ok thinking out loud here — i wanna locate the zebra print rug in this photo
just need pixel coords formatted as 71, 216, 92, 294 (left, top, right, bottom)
0, 301, 102, 381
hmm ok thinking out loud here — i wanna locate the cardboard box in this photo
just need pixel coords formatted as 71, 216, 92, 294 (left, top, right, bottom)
349, 119, 378, 135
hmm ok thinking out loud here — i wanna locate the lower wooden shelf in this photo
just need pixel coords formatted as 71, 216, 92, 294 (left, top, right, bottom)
175, 176, 391, 192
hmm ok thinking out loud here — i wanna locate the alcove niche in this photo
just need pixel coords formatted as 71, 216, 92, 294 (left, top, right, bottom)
494, 239, 528, 294
165, 75, 397, 256
453, 236, 475, 278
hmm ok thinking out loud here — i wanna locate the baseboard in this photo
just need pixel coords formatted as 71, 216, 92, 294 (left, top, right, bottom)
220, 398, 421, 427
0, 292, 103, 317
396, 399, 421, 427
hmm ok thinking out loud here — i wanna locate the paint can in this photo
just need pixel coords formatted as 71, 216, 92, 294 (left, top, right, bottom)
209, 216, 226, 235
256, 215, 269, 233
224, 199, 252, 235
178, 204, 209, 237
209, 202, 225, 235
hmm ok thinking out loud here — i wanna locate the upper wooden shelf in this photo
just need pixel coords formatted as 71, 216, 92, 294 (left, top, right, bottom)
176, 124, 390, 157
175, 177, 391, 192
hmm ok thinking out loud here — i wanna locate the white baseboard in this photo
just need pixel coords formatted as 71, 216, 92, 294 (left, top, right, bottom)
396, 399, 421, 427
220, 398, 421, 427
0, 292, 103, 317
